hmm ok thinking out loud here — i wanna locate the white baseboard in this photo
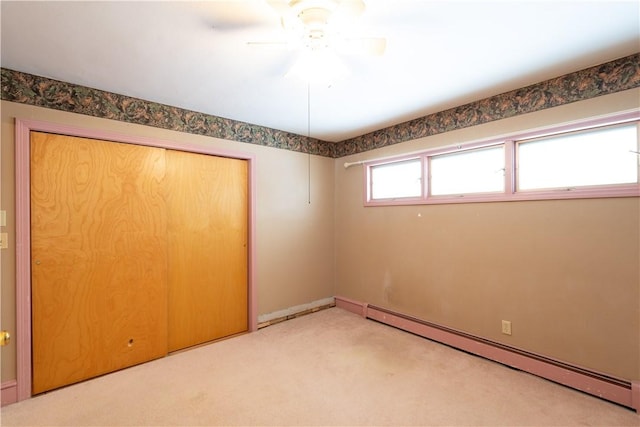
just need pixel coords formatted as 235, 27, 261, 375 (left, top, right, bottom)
258, 297, 335, 326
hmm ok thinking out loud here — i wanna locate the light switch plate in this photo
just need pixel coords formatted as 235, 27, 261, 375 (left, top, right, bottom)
0, 210, 5, 227
0, 233, 7, 249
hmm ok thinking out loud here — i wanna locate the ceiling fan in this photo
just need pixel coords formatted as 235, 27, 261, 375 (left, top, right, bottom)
261, 0, 387, 56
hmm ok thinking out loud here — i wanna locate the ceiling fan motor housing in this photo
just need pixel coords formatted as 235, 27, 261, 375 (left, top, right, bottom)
269, 0, 383, 56
288, 0, 367, 50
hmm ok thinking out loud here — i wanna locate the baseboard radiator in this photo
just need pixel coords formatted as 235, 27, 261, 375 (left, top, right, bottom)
335, 296, 639, 412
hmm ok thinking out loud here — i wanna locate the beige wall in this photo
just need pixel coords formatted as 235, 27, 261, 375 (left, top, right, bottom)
335, 88, 640, 380
2, 88, 639, 386
0, 101, 335, 382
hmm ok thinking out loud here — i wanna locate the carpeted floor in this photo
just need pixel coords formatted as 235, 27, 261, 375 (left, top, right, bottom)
1, 307, 638, 426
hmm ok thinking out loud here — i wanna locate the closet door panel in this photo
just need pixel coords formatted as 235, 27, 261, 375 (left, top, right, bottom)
30, 132, 168, 394
166, 150, 248, 352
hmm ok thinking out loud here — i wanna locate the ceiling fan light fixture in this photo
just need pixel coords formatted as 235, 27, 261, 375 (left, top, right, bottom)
305, 29, 330, 50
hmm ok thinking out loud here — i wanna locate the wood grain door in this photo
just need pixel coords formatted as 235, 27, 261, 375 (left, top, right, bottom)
165, 150, 248, 352
30, 132, 169, 394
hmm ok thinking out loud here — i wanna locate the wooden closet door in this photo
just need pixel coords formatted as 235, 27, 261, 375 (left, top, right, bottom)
30, 132, 168, 394
166, 150, 248, 352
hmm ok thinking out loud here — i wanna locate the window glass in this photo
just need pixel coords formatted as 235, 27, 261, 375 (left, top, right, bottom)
370, 158, 421, 199
430, 145, 504, 196
364, 115, 639, 206
518, 124, 638, 190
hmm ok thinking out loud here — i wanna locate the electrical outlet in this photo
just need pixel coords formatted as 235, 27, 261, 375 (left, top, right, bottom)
0, 233, 7, 249
501, 320, 512, 335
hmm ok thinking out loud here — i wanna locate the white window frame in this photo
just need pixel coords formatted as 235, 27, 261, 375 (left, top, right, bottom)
515, 122, 639, 193
363, 110, 640, 207
428, 144, 506, 198
367, 156, 423, 202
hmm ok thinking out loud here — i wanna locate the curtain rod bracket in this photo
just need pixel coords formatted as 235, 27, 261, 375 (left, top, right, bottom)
343, 161, 364, 169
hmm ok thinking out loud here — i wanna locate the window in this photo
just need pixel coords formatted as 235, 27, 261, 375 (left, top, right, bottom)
517, 123, 638, 191
430, 145, 504, 196
369, 158, 421, 200
363, 112, 639, 206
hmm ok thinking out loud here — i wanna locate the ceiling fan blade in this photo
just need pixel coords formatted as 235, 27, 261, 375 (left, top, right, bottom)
333, 0, 365, 20
266, 0, 296, 28
266, 0, 290, 15
336, 37, 386, 56
198, 1, 279, 33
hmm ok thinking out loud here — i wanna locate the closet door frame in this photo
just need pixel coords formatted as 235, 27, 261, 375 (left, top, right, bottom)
14, 118, 257, 402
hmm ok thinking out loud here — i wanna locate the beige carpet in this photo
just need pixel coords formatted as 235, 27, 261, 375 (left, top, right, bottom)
1, 307, 638, 426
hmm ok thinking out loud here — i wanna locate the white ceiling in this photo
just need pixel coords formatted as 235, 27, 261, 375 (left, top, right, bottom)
1, 1, 639, 142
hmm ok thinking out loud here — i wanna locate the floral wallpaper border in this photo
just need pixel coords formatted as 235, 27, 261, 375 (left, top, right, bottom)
0, 68, 332, 157
2, 53, 639, 159
336, 53, 640, 157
